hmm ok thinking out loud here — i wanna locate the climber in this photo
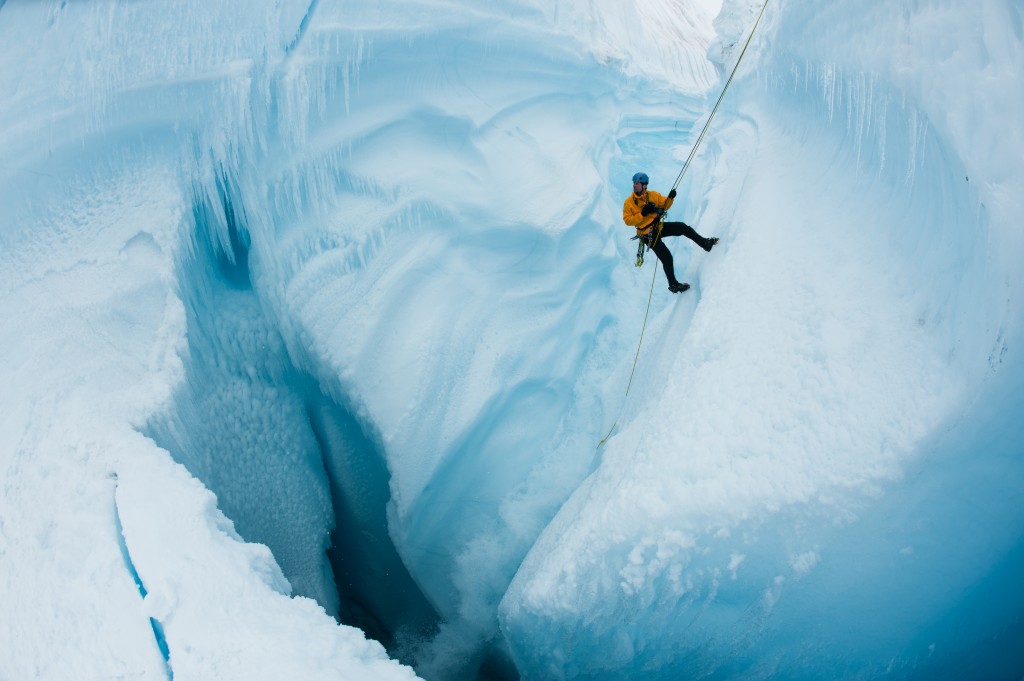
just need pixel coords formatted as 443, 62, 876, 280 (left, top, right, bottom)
623, 171, 718, 293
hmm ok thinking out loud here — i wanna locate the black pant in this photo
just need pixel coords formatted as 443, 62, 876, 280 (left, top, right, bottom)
644, 222, 710, 285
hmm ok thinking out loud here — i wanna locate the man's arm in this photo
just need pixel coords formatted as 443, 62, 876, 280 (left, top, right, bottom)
649, 190, 674, 211
623, 197, 646, 227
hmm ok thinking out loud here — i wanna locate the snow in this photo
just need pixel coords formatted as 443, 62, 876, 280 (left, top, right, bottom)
1, 0, 1022, 680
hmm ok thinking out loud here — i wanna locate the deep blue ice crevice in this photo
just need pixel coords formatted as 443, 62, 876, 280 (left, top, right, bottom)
188, 168, 252, 289
303, 389, 440, 655
146, 166, 441, 668
148, 168, 339, 613
112, 477, 174, 681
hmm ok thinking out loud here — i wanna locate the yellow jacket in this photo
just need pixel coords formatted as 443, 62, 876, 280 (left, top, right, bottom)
623, 189, 674, 236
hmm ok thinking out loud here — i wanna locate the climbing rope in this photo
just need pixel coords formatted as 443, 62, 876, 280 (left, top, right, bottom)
597, 0, 770, 449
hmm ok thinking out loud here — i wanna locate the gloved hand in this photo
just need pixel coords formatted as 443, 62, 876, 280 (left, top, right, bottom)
668, 188, 677, 199
641, 202, 664, 216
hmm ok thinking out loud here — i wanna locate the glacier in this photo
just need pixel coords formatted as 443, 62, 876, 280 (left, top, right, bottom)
1, 1, 1022, 680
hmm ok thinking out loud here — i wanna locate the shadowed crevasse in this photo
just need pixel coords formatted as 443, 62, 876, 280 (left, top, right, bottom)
145, 172, 452, 673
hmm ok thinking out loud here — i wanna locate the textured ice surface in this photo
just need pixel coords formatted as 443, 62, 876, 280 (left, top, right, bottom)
500, 1, 1024, 679
1, 1, 1022, 680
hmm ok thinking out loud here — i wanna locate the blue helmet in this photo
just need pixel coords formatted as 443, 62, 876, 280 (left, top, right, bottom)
632, 172, 649, 184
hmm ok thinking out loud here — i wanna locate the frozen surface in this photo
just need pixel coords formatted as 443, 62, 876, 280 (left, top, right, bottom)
501, 1, 1024, 678
1, 0, 1022, 680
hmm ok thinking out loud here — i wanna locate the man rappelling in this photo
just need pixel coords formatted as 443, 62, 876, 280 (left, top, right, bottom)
622, 172, 718, 293
598, 2, 768, 449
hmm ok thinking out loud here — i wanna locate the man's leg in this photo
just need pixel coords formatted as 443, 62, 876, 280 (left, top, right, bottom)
658, 221, 718, 252
651, 239, 680, 287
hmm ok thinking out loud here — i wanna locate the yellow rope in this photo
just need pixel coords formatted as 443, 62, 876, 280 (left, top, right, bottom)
597, 0, 770, 449
596, 258, 659, 448
670, 0, 772, 195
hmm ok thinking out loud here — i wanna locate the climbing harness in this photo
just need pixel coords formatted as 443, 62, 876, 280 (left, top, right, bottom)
597, 0, 770, 449
631, 222, 658, 267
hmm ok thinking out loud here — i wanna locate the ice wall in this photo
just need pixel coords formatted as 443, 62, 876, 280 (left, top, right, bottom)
2, 0, 722, 678
499, 1, 1024, 679
186, 3, 720, 675
0, 2, 434, 679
